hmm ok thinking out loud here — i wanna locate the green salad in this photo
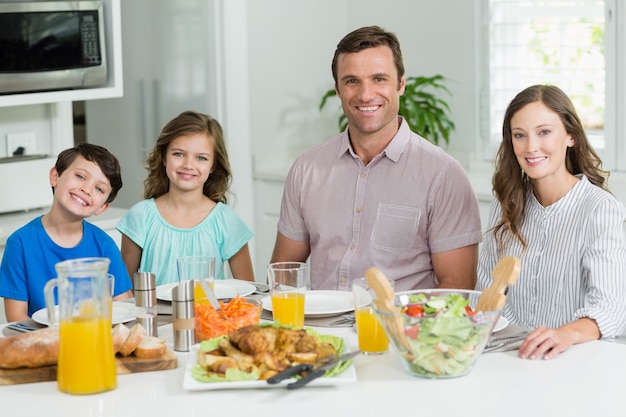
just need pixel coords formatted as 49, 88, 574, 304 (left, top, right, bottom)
399, 293, 494, 378
191, 322, 349, 383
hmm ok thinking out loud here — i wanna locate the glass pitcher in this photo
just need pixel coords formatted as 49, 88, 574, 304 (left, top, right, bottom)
44, 257, 117, 395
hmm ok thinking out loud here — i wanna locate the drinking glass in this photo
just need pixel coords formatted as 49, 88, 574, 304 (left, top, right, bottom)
267, 262, 307, 327
176, 256, 216, 305
352, 277, 392, 354
44, 257, 117, 394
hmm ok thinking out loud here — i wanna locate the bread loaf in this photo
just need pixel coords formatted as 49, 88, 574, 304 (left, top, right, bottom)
0, 321, 167, 369
134, 336, 167, 359
0, 327, 59, 369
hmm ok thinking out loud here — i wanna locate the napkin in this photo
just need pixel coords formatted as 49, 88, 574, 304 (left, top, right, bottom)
484, 324, 530, 353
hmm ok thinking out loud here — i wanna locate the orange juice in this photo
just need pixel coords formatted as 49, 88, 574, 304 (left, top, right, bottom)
355, 306, 389, 354
57, 316, 117, 394
271, 292, 305, 327
193, 279, 215, 306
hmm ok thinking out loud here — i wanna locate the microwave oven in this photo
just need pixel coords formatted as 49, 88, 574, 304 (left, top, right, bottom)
0, 1, 107, 94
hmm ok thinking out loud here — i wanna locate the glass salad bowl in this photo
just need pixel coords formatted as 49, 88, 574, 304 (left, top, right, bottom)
372, 289, 501, 379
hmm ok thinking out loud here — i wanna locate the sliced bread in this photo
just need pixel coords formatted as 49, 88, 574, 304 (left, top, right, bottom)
112, 323, 130, 354
134, 335, 167, 359
118, 323, 147, 357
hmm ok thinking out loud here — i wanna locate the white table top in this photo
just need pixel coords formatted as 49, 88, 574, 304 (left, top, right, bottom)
1, 322, 625, 417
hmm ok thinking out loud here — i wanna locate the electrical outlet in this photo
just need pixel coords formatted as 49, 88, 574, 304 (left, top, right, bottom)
6, 131, 37, 156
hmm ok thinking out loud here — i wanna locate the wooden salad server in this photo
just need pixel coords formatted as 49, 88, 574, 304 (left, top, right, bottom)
365, 267, 414, 358
475, 256, 521, 312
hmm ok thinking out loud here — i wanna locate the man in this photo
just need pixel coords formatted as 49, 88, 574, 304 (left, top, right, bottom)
271, 26, 482, 292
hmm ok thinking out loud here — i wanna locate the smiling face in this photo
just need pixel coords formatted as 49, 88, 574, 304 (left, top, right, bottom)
50, 155, 112, 218
511, 101, 575, 184
335, 46, 406, 143
163, 132, 215, 193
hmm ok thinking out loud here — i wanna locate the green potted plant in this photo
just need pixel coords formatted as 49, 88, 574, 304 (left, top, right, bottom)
319, 74, 455, 147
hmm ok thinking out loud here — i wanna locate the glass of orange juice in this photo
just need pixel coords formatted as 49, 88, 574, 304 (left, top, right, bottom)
352, 277, 393, 354
44, 257, 117, 395
176, 256, 216, 307
267, 262, 307, 327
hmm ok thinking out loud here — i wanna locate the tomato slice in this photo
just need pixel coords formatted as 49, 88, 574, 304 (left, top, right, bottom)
406, 305, 424, 317
406, 326, 419, 339
465, 305, 476, 316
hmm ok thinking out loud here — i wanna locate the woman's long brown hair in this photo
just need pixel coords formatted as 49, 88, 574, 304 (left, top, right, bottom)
492, 85, 609, 254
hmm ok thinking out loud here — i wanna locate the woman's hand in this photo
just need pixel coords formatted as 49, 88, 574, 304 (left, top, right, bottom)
518, 327, 571, 360
518, 318, 601, 360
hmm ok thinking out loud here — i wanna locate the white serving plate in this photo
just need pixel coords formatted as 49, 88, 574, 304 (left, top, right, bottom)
492, 316, 509, 333
183, 341, 357, 391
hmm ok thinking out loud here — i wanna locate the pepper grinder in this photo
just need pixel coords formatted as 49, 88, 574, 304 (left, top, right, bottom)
134, 272, 158, 337
172, 280, 195, 352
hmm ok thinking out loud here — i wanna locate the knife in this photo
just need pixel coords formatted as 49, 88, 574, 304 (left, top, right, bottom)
267, 350, 361, 389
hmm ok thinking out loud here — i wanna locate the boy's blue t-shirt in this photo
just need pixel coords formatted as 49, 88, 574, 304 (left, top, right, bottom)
0, 216, 132, 317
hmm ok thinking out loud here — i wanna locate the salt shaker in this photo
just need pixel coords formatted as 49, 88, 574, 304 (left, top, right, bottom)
172, 280, 195, 352
134, 272, 158, 337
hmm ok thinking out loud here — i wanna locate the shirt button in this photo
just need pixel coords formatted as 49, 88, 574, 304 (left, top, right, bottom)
360, 172, 366, 178
355, 207, 361, 214
350, 244, 356, 250
340, 277, 347, 284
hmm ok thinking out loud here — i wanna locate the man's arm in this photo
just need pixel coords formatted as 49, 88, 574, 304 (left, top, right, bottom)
431, 244, 478, 289
270, 231, 310, 264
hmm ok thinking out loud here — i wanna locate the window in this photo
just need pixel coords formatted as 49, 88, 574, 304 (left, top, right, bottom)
480, 0, 625, 171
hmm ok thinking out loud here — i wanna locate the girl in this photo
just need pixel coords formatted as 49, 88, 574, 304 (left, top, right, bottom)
117, 111, 254, 285
477, 85, 626, 360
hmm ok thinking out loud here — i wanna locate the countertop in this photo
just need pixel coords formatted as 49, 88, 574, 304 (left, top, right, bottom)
0, 206, 128, 247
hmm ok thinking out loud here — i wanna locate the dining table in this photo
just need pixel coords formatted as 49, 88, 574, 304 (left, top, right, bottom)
1, 309, 625, 417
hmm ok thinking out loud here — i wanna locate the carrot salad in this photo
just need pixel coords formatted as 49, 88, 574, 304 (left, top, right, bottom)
194, 296, 261, 342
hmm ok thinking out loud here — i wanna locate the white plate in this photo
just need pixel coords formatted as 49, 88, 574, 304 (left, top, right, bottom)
183, 342, 357, 391
156, 279, 256, 302
262, 290, 363, 318
492, 316, 509, 333
31, 302, 136, 326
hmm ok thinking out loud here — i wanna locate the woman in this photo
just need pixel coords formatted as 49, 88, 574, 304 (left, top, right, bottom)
477, 85, 626, 360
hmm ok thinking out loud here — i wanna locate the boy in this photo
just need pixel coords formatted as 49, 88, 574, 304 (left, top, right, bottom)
0, 143, 133, 322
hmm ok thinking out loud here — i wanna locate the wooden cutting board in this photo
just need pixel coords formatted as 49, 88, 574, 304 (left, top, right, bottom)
0, 349, 178, 386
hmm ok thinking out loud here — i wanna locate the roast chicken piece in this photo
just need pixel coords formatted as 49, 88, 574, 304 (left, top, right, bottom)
196, 324, 338, 380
